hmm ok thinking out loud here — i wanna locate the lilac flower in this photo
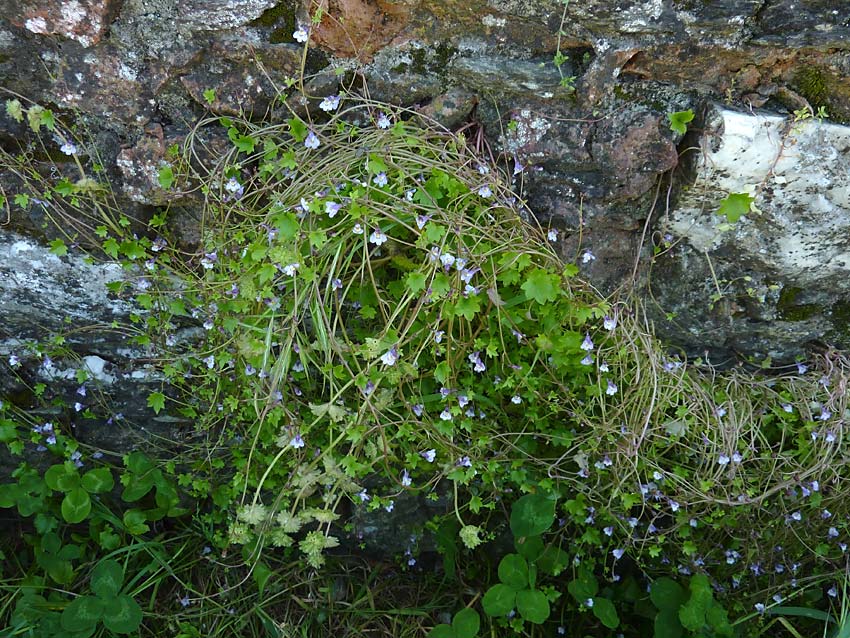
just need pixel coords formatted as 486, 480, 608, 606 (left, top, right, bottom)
376, 113, 392, 129
74, 402, 84, 412
829, 528, 839, 538
823, 509, 833, 519
821, 408, 832, 421
581, 250, 596, 264
70, 451, 82, 468
77, 385, 86, 397
245, 364, 256, 376
797, 362, 808, 374
603, 315, 617, 330
8, 354, 20, 367
826, 431, 836, 443
828, 586, 838, 598
478, 185, 493, 198
580, 334, 594, 351
433, 330, 445, 343
283, 263, 300, 276
319, 94, 340, 112
754, 603, 766, 613
385, 501, 395, 513
380, 346, 399, 366
401, 469, 412, 487
440, 408, 452, 421
369, 230, 388, 246
439, 253, 455, 269
468, 351, 486, 373
477, 163, 489, 175
422, 449, 436, 462
718, 454, 730, 466
511, 395, 522, 404
304, 131, 320, 149
460, 267, 479, 284
603, 526, 614, 536
357, 489, 370, 502
412, 404, 424, 417
373, 172, 388, 187
203, 318, 214, 330
325, 201, 341, 217
362, 381, 375, 396
599, 361, 609, 372
200, 252, 217, 269
715, 406, 727, 418
203, 355, 215, 369
731, 451, 743, 463
790, 511, 802, 521
584, 598, 594, 608
511, 329, 525, 342
606, 380, 618, 396
293, 25, 309, 42
416, 215, 429, 229
547, 229, 558, 242
581, 354, 594, 365
224, 177, 243, 199
458, 456, 472, 467
612, 548, 625, 560
60, 140, 78, 155
290, 433, 305, 449
513, 156, 524, 175
353, 223, 364, 234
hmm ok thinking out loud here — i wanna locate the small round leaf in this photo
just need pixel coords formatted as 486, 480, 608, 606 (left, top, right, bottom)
498, 554, 529, 589
61, 596, 104, 632
592, 597, 620, 629
650, 577, 687, 612
81, 468, 114, 494
516, 589, 550, 624
428, 624, 455, 638
514, 535, 544, 562
482, 584, 516, 617
45, 464, 80, 492
101, 594, 142, 634
510, 494, 555, 538
452, 608, 480, 638
91, 559, 124, 599
61, 488, 91, 524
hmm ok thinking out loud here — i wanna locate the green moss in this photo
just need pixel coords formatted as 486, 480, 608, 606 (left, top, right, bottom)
395, 43, 458, 75
777, 285, 820, 321
251, 1, 297, 44
793, 66, 830, 112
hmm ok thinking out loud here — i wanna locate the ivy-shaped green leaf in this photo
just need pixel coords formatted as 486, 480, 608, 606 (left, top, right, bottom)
668, 109, 695, 135
717, 192, 754, 223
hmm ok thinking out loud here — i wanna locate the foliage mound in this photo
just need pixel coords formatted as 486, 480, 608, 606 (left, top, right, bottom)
2, 91, 850, 637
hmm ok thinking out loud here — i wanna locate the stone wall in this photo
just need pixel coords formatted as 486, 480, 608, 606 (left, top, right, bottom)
2, 0, 850, 375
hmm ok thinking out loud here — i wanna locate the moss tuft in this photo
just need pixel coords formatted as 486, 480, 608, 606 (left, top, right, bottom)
793, 66, 830, 112
777, 285, 820, 321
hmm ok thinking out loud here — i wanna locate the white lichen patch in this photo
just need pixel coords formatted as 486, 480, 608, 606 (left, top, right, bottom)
669, 107, 850, 286
481, 14, 507, 28
0, 231, 135, 337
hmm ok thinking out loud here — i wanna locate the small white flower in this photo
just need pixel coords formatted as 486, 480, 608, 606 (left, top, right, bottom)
203, 355, 215, 369
384, 501, 394, 512
755, 603, 766, 613
477, 163, 490, 175
603, 315, 617, 330
293, 25, 309, 42
581, 334, 594, 351
283, 263, 300, 276
304, 131, 320, 149
440, 408, 452, 421
74, 402, 84, 412
547, 229, 558, 242
791, 511, 802, 521
478, 185, 493, 198
224, 177, 242, 193
581, 250, 596, 264
606, 380, 618, 396
372, 172, 388, 187
439, 253, 455, 268
612, 548, 625, 560
60, 140, 78, 155
718, 454, 730, 465
290, 433, 305, 448
797, 362, 808, 374
401, 469, 412, 487
376, 113, 392, 129
422, 449, 436, 462
731, 451, 743, 463
319, 95, 340, 112
369, 229, 388, 246
584, 598, 594, 608
581, 354, 594, 366
353, 223, 364, 235
511, 395, 522, 404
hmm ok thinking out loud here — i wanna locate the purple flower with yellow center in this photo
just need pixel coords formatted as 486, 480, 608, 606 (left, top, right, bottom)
380, 346, 398, 366
478, 185, 493, 198
581, 333, 594, 351
373, 172, 388, 187
606, 380, 618, 396
325, 201, 341, 217
290, 433, 305, 449
412, 404, 424, 417
422, 449, 436, 462
319, 94, 340, 112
